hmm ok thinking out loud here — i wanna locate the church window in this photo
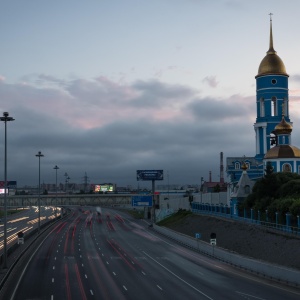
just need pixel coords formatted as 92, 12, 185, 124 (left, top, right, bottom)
246, 162, 250, 169
260, 98, 265, 117
235, 162, 240, 170
271, 79, 277, 84
283, 98, 288, 116
271, 97, 277, 116
282, 163, 291, 172
244, 185, 250, 194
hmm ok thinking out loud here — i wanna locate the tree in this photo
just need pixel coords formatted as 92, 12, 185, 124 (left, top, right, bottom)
244, 172, 300, 216
264, 161, 274, 177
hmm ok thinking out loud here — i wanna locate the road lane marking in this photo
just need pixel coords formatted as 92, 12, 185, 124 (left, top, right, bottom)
157, 285, 163, 290
123, 285, 128, 291
143, 251, 214, 300
236, 291, 266, 299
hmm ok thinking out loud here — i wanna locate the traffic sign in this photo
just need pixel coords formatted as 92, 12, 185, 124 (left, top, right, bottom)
210, 239, 217, 246
132, 195, 153, 207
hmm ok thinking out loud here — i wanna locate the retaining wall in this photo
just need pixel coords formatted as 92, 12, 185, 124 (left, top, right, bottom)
153, 224, 300, 287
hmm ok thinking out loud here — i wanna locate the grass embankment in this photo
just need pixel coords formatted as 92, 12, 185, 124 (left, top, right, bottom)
125, 209, 145, 219
156, 209, 192, 226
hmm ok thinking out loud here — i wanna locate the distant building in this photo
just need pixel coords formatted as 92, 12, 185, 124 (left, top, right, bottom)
202, 171, 227, 193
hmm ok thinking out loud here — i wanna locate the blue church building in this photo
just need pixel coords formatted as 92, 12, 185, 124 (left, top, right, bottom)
227, 16, 300, 187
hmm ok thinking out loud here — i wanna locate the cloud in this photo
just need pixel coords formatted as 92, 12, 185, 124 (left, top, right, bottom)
202, 76, 219, 88
0, 75, 256, 187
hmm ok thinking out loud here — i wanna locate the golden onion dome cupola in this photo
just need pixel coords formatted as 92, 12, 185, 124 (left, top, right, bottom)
256, 15, 288, 78
274, 115, 292, 135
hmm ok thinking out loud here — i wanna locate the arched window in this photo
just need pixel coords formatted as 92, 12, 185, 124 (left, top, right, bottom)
283, 98, 288, 116
246, 162, 250, 169
260, 98, 265, 117
271, 97, 277, 116
282, 163, 291, 172
244, 185, 250, 194
235, 162, 240, 170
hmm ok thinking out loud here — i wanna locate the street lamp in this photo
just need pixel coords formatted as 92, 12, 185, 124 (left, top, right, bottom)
0, 112, 15, 269
53, 165, 59, 218
200, 177, 204, 203
35, 151, 44, 234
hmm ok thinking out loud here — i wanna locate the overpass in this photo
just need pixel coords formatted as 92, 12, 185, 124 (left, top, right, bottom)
0, 194, 134, 207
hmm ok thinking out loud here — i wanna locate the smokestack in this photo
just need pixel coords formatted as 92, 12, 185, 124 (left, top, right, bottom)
220, 152, 224, 184
209, 171, 212, 182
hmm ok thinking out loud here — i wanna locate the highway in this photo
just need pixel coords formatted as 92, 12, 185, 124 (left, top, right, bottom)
7, 207, 300, 300
0, 206, 60, 253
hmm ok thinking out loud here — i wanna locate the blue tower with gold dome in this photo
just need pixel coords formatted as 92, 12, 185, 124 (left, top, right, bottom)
254, 15, 291, 161
226, 15, 295, 183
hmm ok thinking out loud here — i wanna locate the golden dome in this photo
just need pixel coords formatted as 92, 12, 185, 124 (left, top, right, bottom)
241, 162, 248, 171
264, 145, 300, 159
256, 54, 287, 77
274, 116, 292, 135
256, 19, 288, 78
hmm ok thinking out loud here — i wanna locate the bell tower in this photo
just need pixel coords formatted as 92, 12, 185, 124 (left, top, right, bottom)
254, 14, 290, 161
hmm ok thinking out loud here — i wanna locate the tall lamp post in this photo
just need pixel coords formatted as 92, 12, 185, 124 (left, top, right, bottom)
0, 112, 15, 269
53, 165, 59, 218
35, 151, 44, 234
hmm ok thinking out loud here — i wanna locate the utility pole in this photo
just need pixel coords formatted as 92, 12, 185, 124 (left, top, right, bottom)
83, 172, 89, 193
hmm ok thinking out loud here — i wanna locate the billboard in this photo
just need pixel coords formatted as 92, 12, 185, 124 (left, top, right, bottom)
136, 170, 164, 181
0, 188, 8, 194
94, 184, 114, 193
0, 181, 17, 188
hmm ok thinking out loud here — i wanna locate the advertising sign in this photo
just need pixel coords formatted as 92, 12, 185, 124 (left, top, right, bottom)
136, 170, 164, 181
94, 184, 114, 193
0, 181, 17, 188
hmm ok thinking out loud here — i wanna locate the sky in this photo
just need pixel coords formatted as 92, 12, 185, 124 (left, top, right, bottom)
1, 0, 300, 189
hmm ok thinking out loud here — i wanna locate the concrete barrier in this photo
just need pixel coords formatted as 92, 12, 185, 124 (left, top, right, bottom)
153, 224, 300, 287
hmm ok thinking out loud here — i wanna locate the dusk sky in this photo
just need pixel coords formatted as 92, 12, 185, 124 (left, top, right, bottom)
1, 0, 300, 189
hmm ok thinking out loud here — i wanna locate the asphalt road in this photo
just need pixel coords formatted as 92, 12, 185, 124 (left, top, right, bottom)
8, 207, 300, 300
0, 206, 60, 254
